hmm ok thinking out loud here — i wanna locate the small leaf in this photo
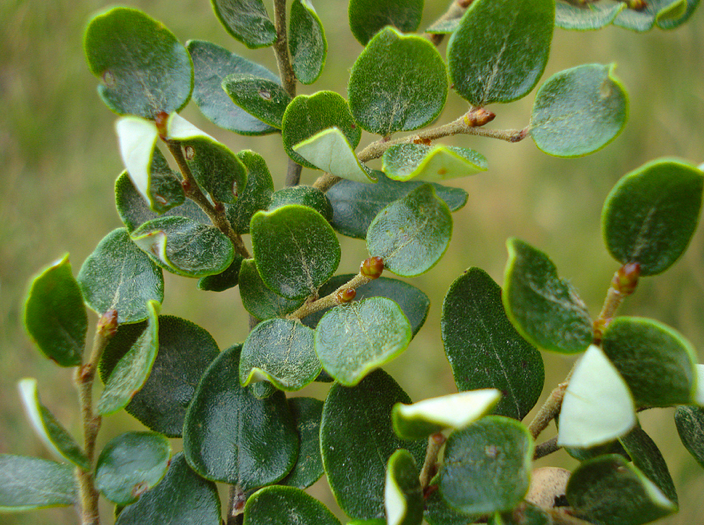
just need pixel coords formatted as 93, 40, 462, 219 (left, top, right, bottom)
95, 431, 171, 505
211, 0, 276, 48
84, 7, 193, 118
197, 253, 245, 292
657, 0, 700, 29
24, 254, 86, 367
228, 150, 276, 234
239, 259, 305, 320
223, 74, 292, 128
555, 1, 626, 30
385, 450, 423, 525
251, 205, 341, 300
503, 238, 593, 354
367, 184, 452, 277
290, 0, 327, 84
78, 228, 164, 324
244, 486, 341, 525
348, 0, 424, 45
348, 28, 448, 135
270, 185, 333, 221
279, 397, 325, 490
315, 297, 412, 386
491, 502, 553, 525
0, 455, 76, 511
614, 0, 691, 31
531, 63, 628, 157
602, 158, 703, 276
674, 405, 704, 468
382, 144, 487, 182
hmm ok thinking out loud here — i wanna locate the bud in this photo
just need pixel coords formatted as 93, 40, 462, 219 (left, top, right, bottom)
464, 108, 495, 128
97, 309, 119, 339
154, 111, 169, 140
360, 256, 384, 279
336, 287, 356, 304
613, 262, 640, 296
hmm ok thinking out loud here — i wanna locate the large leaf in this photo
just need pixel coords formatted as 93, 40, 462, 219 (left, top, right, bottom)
197, 253, 245, 292
279, 397, 325, 490
674, 405, 704, 468
348, 0, 424, 45
620, 426, 678, 504
385, 449, 423, 525
211, 0, 276, 48
244, 486, 341, 525
290, 0, 327, 84
0, 455, 76, 511
382, 144, 487, 183
270, 185, 333, 221
228, 150, 276, 234
239, 259, 305, 320
223, 74, 292, 128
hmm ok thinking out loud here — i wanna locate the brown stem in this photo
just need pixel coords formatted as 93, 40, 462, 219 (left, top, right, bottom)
423, 0, 475, 46
546, 509, 595, 525
533, 437, 560, 460
312, 173, 341, 193
226, 485, 247, 525
593, 263, 640, 343
527, 380, 570, 440
420, 433, 447, 489
285, 160, 303, 187
287, 272, 373, 320
272, 0, 296, 97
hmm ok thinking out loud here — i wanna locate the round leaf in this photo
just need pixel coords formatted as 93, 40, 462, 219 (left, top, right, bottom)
197, 253, 245, 292
0, 455, 76, 511
228, 150, 276, 234
279, 397, 325, 490
424, 486, 480, 525
244, 486, 341, 525
674, 405, 704, 469
555, 1, 626, 30
382, 144, 487, 183
290, 0, 328, 84
348, 0, 423, 45
223, 74, 292, 128
211, 0, 276, 48
270, 185, 333, 221
385, 449, 423, 525
614, 0, 693, 31
239, 259, 305, 320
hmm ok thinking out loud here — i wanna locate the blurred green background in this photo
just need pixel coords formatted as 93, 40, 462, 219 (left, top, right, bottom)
2, 0, 704, 523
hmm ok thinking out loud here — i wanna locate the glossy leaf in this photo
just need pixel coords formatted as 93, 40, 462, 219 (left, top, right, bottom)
183, 345, 298, 488
95, 431, 171, 505
674, 405, 704, 468
197, 253, 245, 292
84, 7, 193, 118
439, 416, 534, 515
0, 455, 76, 511
620, 426, 678, 504
367, 184, 452, 277
385, 450, 423, 525
447, 0, 554, 106
531, 63, 628, 157
348, 28, 447, 135
315, 297, 412, 386
441, 268, 544, 420
503, 238, 593, 354
78, 228, 164, 324
321, 370, 426, 519
290, 0, 327, 84
239, 259, 305, 319
270, 186, 333, 221
228, 150, 276, 234
244, 486, 341, 525
602, 158, 703, 276
424, 487, 480, 525
555, 1, 626, 30
280, 397, 325, 490
251, 205, 341, 299
211, 0, 276, 48
348, 0, 423, 45
382, 144, 487, 182
223, 74, 292, 128
24, 254, 86, 367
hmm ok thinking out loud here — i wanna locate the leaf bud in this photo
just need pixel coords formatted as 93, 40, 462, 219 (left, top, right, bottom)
154, 111, 169, 140
360, 256, 384, 279
97, 309, 119, 339
336, 287, 356, 304
464, 108, 495, 127
613, 262, 640, 296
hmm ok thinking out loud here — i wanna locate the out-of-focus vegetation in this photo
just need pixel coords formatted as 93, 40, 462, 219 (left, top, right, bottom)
1, 1, 703, 523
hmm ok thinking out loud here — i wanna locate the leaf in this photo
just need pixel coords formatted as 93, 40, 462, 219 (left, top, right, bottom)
197, 253, 245, 292
211, 0, 276, 48
367, 184, 452, 277
187, 39, 278, 135
503, 238, 593, 354
24, 254, 86, 367
327, 171, 468, 239
282, 91, 361, 169
555, 1, 626, 30
566, 454, 676, 525
557, 345, 636, 449
614, 0, 693, 31
251, 205, 341, 300
98, 300, 160, 415
239, 259, 305, 320
183, 345, 298, 488
95, 431, 171, 505
385, 450, 423, 525
439, 416, 534, 515
131, 216, 235, 278
315, 297, 412, 386
228, 150, 276, 234
441, 268, 544, 420
491, 502, 553, 525
240, 319, 320, 391
223, 74, 292, 128
279, 397, 325, 490
348, 0, 424, 45
290, 0, 327, 84
656, 0, 700, 29
382, 144, 487, 183
78, 228, 164, 324
115, 453, 220, 525
601, 317, 698, 406
348, 28, 448, 135
531, 63, 628, 157
321, 370, 427, 519
244, 486, 341, 525
674, 405, 704, 468
447, 0, 554, 106
84, 7, 193, 118
270, 186, 333, 221
424, 486, 480, 525
602, 158, 703, 276
0, 455, 76, 511
100, 316, 220, 437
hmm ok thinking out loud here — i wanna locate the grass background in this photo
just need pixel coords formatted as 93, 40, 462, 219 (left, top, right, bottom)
1, 0, 704, 523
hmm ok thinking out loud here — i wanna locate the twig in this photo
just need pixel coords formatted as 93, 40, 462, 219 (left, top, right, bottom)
420, 433, 447, 489
546, 509, 595, 525
226, 485, 246, 525
592, 263, 640, 343
287, 273, 373, 320
527, 380, 570, 440
423, 0, 475, 46
534, 437, 561, 460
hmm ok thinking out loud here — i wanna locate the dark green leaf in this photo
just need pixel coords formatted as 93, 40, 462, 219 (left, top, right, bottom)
24, 254, 86, 367
244, 486, 341, 525
84, 7, 192, 118
348, 0, 424, 45
279, 398, 324, 490
385, 449, 423, 525
620, 426, 678, 504
0, 455, 76, 511
270, 185, 333, 221
239, 259, 305, 320
211, 0, 276, 48
228, 150, 276, 234
555, 1, 625, 30
424, 487, 480, 525
197, 253, 245, 292
602, 158, 703, 276
290, 0, 327, 84
491, 502, 553, 525
223, 74, 292, 128
674, 405, 704, 469
382, 144, 487, 182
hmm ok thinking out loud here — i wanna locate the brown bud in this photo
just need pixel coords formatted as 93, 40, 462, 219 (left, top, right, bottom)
627, 0, 647, 11
464, 108, 495, 128
154, 111, 169, 139
413, 137, 433, 146
613, 262, 640, 296
360, 256, 384, 279
336, 287, 356, 304
97, 309, 119, 338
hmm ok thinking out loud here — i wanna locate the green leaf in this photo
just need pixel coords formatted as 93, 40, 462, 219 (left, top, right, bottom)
78, 228, 164, 324
367, 184, 452, 277
270, 186, 333, 221
674, 405, 704, 468
503, 238, 593, 354
348, 0, 424, 45
328, 171, 468, 239
183, 345, 298, 488
392, 390, 501, 441
223, 74, 292, 128
531, 63, 628, 157
315, 297, 412, 386
0, 455, 76, 511
614, 0, 693, 31
441, 268, 544, 420
24, 254, 86, 367
251, 205, 341, 300
425, 18, 461, 34
382, 144, 487, 182
240, 319, 320, 391
447, 0, 554, 106
555, 1, 626, 30
115, 453, 220, 525
656, 0, 700, 29
279, 397, 325, 489
197, 253, 245, 292
100, 316, 220, 437
491, 502, 553, 525
348, 28, 448, 136
602, 158, 703, 276
424, 486, 480, 525
439, 416, 534, 515
566, 454, 676, 525
211, 0, 276, 48
95, 431, 171, 505
601, 317, 698, 406
229, 150, 276, 234
84, 7, 193, 118
239, 259, 306, 319
98, 300, 160, 415
187, 40, 278, 135
244, 486, 341, 525
385, 450, 423, 525
131, 216, 235, 278
321, 370, 427, 519
290, 0, 327, 84
282, 91, 361, 169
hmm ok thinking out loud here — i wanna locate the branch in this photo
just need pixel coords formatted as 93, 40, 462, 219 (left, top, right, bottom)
423, 0, 475, 46
592, 263, 640, 343
420, 433, 447, 489
534, 437, 560, 460
527, 379, 570, 440
226, 485, 246, 525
